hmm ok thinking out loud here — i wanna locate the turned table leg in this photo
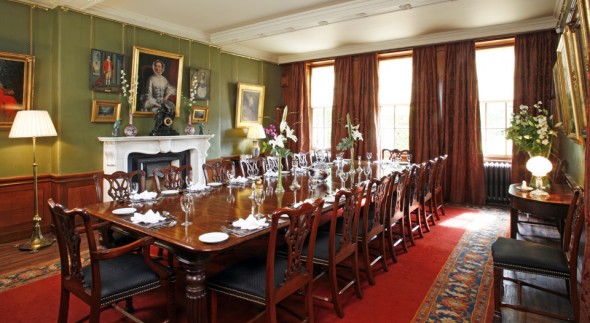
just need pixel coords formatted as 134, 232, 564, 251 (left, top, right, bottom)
177, 252, 210, 323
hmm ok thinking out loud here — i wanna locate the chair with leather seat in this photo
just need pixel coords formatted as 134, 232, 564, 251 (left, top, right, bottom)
358, 175, 394, 285
48, 198, 175, 323
434, 154, 448, 216
207, 199, 324, 323
405, 164, 425, 242
304, 184, 366, 318
239, 156, 265, 177
418, 158, 439, 228
385, 170, 409, 261
152, 164, 192, 193
92, 170, 146, 247
202, 159, 235, 184
491, 190, 583, 322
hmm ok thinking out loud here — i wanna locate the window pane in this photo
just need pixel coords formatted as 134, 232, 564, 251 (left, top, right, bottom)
486, 129, 508, 156
311, 65, 334, 150
395, 104, 410, 127
312, 108, 324, 127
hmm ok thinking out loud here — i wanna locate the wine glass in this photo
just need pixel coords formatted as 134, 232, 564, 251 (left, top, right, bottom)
291, 159, 299, 175
363, 164, 372, 180
356, 156, 362, 174
226, 168, 235, 183
130, 182, 139, 196
338, 169, 349, 190
185, 175, 194, 190
366, 152, 373, 163
406, 154, 412, 164
254, 189, 266, 219
180, 194, 193, 226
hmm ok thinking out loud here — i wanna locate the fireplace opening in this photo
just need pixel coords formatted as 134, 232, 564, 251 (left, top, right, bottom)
128, 151, 190, 191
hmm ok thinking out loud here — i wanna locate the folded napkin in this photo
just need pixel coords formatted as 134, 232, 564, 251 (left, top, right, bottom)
292, 198, 315, 208
232, 214, 269, 230
131, 191, 158, 201
189, 183, 209, 191
264, 170, 278, 177
130, 209, 165, 224
230, 176, 249, 184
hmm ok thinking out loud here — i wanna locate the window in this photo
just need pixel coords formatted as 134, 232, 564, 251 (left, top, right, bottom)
378, 56, 412, 152
476, 41, 515, 158
310, 64, 334, 150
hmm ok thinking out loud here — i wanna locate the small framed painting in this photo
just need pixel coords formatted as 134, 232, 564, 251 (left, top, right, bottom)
91, 100, 121, 123
191, 106, 209, 123
89, 49, 124, 93
0, 51, 34, 130
235, 82, 264, 128
189, 68, 211, 100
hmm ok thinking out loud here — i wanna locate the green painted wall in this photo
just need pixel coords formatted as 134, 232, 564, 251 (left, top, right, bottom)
558, 133, 586, 186
0, 1, 281, 177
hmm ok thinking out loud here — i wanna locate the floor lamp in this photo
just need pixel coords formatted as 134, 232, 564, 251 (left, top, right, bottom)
9, 110, 57, 252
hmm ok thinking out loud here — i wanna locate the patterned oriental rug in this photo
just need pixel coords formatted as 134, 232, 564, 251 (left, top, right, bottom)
412, 206, 509, 322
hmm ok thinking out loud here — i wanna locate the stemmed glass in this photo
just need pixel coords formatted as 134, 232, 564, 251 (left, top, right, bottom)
363, 164, 372, 180
366, 152, 373, 164
185, 175, 194, 191
338, 169, 349, 190
130, 182, 139, 196
226, 168, 235, 183
406, 154, 412, 164
254, 189, 266, 219
356, 156, 363, 175
180, 194, 193, 226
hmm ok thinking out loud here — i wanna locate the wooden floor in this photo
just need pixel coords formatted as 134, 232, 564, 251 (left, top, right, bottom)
0, 210, 575, 322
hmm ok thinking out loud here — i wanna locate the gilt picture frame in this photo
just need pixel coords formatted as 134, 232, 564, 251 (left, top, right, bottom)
91, 100, 121, 123
130, 46, 183, 117
235, 82, 264, 128
0, 51, 34, 130
557, 35, 580, 140
89, 48, 124, 93
563, 25, 587, 139
191, 106, 209, 123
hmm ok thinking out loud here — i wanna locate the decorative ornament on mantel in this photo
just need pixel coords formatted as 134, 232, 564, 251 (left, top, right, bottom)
121, 70, 138, 137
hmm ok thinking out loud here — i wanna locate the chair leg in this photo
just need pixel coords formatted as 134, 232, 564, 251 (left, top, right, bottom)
420, 206, 431, 233
398, 217, 408, 252
362, 239, 375, 285
493, 267, 503, 322
328, 263, 344, 318
58, 288, 70, 323
124, 297, 134, 312
305, 282, 315, 323
89, 304, 101, 323
165, 279, 176, 323
379, 233, 389, 272
266, 303, 277, 323
210, 290, 218, 323
352, 251, 363, 300
386, 226, 398, 264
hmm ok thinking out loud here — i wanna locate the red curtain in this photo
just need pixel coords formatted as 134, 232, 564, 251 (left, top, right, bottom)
281, 62, 311, 153
331, 53, 379, 160
441, 41, 486, 205
410, 46, 441, 163
512, 30, 557, 182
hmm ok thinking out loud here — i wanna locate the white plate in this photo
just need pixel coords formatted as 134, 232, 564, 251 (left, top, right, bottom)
208, 182, 223, 187
112, 207, 137, 215
199, 232, 229, 243
161, 190, 179, 195
517, 186, 534, 192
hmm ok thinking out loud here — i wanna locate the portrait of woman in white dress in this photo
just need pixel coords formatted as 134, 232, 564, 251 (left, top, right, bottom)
140, 60, 176, 113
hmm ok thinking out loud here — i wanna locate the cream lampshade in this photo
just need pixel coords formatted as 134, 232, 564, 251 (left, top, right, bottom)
247, 124, 266, 157
525, 156, 552, 197
9, 110, 57, 252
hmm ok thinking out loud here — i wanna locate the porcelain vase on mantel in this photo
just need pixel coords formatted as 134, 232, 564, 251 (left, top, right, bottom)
124, 113, 138, 137
185, 116, 195, 135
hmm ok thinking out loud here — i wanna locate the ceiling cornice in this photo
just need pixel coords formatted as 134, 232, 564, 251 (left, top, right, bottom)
210, 0, 454, 46
277, 17, 557, 64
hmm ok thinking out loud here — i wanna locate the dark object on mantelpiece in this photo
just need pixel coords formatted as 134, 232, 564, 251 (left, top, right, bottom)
150, 102, 179, 136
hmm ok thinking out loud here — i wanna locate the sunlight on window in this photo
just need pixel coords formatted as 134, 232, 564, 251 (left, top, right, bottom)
378, 57, 412, 151
310, 65, 334, 150
476, 45, 514, 158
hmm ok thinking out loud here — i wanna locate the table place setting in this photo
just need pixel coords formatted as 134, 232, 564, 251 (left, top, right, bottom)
130, 191, 159, 202
229, 176, 249, 186
125, 209, 177, 229
187, 182, 209, 192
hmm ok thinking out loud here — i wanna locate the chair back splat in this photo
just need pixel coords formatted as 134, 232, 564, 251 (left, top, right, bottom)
202, 159, 235, 184
152, 164, 192, 193
492, 190, 584, 322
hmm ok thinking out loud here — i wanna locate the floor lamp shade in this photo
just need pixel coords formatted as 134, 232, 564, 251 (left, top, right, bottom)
9, 110, 57, 138
9, 110, 57, 252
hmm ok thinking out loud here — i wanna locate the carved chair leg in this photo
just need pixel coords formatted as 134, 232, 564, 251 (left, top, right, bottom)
58, 288, 70, 323
493, 266, 503, 321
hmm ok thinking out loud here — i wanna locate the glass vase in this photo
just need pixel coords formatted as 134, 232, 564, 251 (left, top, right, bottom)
276, 156, 285, 193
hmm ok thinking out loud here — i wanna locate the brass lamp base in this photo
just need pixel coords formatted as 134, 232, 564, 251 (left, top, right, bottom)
17, 220, 55, 253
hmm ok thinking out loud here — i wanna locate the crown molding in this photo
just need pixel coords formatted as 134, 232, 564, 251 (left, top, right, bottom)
277, 17, 557, 64
210, 0, 454, 46
219, 44, 279, 64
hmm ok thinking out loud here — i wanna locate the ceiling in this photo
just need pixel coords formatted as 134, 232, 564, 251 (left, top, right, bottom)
25, 0, 565, 64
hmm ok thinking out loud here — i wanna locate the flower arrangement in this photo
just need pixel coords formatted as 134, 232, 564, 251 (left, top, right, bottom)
262, 107, 297, 192
336, 113, 363, 169
120, 70, 138, 107
505, 101, 561, 157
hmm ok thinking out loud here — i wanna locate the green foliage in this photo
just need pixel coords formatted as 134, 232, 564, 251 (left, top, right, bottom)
505, 101, 560, 157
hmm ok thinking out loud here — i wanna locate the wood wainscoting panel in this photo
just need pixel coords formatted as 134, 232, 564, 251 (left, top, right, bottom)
0, 172, 99, 244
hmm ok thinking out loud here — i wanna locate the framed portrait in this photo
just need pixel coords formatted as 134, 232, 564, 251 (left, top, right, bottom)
556, 36, 580, 140
130, 46, 183, 117
189, 68, 211, 100
191, 106, 209, 123
91, 100, 121, 123
89, 49, 124, 93
235, 82, 265, 128
0, 51, 34, 130
564, 26, 587, 137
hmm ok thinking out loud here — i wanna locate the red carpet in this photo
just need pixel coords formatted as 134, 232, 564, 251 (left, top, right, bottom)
0, 205, 497, 322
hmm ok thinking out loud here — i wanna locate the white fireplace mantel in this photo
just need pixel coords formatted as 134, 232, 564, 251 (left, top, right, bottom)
98, 135, 214, 185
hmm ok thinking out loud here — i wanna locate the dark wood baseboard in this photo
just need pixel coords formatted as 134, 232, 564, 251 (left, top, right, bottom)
0, 172, 99, 244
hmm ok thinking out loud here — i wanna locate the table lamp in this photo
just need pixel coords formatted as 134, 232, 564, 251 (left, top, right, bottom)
9, 110, 58, 252
525, 156, 552, 197
247, 124, 266, 157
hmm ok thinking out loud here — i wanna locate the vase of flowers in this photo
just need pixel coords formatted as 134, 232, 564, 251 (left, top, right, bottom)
183, 77, 200, 135
262, 107, 297, 193
121, 70, 138, 137
337, 113, 363, 175
505, 101, 561, 187
505, 101, 560, 158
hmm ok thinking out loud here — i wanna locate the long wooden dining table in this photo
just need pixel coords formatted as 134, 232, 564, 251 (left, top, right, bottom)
83, 162, 397, 322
